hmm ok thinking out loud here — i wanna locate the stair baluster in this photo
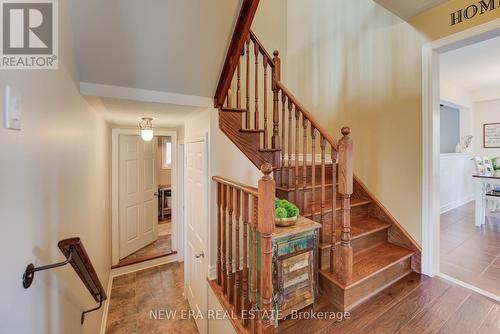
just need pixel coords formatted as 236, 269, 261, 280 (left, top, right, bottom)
250, 194, 258, 333
311, 127, 317, 220
272, 51, 281, 151
330, 144, 338, 274
217, 182, 222, 285
294, 109, 300, 204
287, 100, 293, 187
302, 118, 308, 214
263, 56, 268, 149
319, 136, 326, 268
242, 192, 250, 325
253, 42, 259, 130
222, 184, 228, 293
237, 60, 242, 109
235, 189, 242, 314
281, 92, 287, 187
228, 187, 234, 303
245, 38, 251, 129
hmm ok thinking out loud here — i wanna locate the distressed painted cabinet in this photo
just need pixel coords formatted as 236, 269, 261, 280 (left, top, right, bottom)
254, 217, 321, 325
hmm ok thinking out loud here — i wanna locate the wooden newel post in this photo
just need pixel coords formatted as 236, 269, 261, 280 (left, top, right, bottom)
337, 127, 353, 285
272, 50, 281, 151
258, 163, 275, 334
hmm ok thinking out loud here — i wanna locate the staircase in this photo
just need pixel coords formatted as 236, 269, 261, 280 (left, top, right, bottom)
210, 1, 421, 332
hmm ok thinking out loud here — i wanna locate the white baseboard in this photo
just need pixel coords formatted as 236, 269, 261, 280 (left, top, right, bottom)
99, 274, 113, 334
440, 196, 474, 214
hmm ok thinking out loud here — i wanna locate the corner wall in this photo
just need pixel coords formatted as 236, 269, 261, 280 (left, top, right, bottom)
0, 1, 111, 333
286, 0, 425, 243
284, 0, 500, 245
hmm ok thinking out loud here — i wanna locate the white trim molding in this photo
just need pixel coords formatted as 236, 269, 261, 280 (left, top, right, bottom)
421, 18, 500, 276
111, 128, 179, 266
80, 82, 213, 108
98, 274, 113, 334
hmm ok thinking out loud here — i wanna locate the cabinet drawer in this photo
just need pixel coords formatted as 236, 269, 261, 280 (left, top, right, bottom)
276, 233, 315, 257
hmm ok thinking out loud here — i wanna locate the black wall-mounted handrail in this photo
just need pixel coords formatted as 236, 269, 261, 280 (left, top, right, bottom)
23, 238, 108, 324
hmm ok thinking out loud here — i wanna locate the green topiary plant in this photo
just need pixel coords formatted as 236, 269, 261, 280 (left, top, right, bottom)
284, 202, 299, 217
275, 207, 288, 219
274, 198, 299, 218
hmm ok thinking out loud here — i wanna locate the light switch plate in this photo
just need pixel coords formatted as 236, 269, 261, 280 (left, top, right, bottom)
4, 85, 22, 130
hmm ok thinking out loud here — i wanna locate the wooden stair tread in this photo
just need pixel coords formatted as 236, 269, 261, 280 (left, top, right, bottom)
220, 107, 246, 113
321, 243, 414, 289
303, 197, 371, 217
319, 217, 391, 249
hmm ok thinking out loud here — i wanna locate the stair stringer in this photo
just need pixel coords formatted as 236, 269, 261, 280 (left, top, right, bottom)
219, 110, 278, 170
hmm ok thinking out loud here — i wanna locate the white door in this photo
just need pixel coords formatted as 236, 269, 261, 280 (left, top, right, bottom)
185, 139, 208, 334
119, 135, 159, 259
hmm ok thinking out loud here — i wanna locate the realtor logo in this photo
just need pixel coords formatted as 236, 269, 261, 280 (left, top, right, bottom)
1, 0, 58, 69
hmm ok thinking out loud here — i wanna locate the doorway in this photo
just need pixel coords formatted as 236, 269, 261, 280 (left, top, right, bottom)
184, 136, 208, 334
111, 129, 178, 268
422, 20, 500, 301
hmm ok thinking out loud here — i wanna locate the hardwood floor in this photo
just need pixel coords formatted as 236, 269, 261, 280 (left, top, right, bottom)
440, 202, 500, 297
105, 263, 499, 334
106, 262, 198, 334
113, 232, 174, 268
278, 273, 500, 334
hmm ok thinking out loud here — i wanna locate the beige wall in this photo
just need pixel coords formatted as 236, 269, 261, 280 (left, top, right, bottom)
284, 0, 500, 245
472, 99, 500, 158
286, 0, 425, 243
0, 1, 111, 333
253, 0, 288, 76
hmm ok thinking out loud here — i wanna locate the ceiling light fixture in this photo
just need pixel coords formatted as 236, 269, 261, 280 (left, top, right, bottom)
139, 117, 154, 141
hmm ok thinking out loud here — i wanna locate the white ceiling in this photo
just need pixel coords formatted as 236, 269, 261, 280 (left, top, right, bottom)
86, 97, 205, 127
373, 0, 448, 20
440, 36, 500, 95
69, 0, 240, 98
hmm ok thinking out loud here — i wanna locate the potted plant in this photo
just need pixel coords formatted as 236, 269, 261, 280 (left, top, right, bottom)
275, 198, 299, 227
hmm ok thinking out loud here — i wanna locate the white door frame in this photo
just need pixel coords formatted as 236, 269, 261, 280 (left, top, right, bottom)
111, 128, 179, 266
183, 134, 209, 334
421, 18, 500, 276
177, 140, 185, 261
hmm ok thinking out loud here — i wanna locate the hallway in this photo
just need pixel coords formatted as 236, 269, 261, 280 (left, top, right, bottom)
106, 262, 198, 334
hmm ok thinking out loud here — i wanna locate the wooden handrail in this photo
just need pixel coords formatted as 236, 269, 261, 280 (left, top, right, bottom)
214, 0, 260, 108
212, 176, 258, 196
22, 237, 108, 324
274, 80, 338, 148
249, 30, 275, 68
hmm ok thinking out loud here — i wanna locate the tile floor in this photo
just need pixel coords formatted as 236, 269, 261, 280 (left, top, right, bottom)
440, 201, 500, 297
106, 262, 198, 334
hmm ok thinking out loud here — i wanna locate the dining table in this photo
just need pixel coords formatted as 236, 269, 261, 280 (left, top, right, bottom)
473, 172, 500, 227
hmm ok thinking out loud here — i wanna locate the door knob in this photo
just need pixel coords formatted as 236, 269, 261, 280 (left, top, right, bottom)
195, 251, 204, 259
